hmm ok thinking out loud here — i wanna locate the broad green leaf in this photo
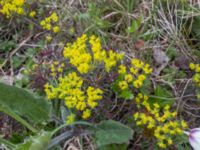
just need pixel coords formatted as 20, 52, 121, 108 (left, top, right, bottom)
140, 78, 152, 95
94, 120, 133, 147
119, 89, 134, 100
149, 85, 175, 107
16, 131, 52, 150
0, 83, 50, 123
99, 143, 127, 150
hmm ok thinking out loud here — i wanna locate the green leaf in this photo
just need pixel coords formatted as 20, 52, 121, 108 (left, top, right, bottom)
94, 120, 133, 147
192, 16, 200, 39
166, 47, 178, 60
0, 40, 16, 52
119, 89, 134, 100
25, 48, 37, 57
140, 78, 152, 95
0, 83, 51, 124
0, 136, 16, 149
126, 17, 141, 33
16, 131, 52, 150
12, 56, 26, 69
126, 20, 138, 33
99, 143, 127, 150
149, 85, 175, 107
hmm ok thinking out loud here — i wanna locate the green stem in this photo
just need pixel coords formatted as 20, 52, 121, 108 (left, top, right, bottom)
56, 99, 61, 117
52, 121, 93, 136
0, 136, 16, 149
0, 108, 38, 133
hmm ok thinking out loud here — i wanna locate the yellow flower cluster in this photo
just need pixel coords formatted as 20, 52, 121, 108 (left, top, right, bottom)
40, 12, 60, 33
87, 86, 103, 108
63, 34, 91, 74
133, 93, 188, 148
44, 72, 103, 122
44, 83, 58, 100
50, 61, 65, 78
66, 113, 75, 124
190, 63, 200, 86
89, 35, 124, 72
118, 59, 152, 90
0, 0, 25, 18
131, 59, 152, 88
63, 34, 123, 74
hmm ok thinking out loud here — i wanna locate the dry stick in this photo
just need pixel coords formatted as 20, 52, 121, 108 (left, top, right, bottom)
0, 35, 33, 70
0, 67, 6, 76
9, 57, 14, 85
101, 12, 119, 20
64, 137, 76, 149
176, 79, 192, 113
184, 103, 200, 110
112, 100, 127, 119
185, 110, 200, 118
85, 135, 95, 150
110, 96, 118, 112
133, 135, 142, 146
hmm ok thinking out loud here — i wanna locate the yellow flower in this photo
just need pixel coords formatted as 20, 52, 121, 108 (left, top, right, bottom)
130, 67, 138, 75
133, 96, 186, 148
63, 34, 92, 74
17, 8, 24, 15
158, 142, 166, 148
167, 138, 173, 145
40, 12, 59, 32
29, 11, 36, 17
51, 12, 58, 22
133, 112, 139, 120
138, 74, 146, 81
119, 81, 128, 90
189, 63, 195, 70
82, 109, 91, 119
46, 35, 52, 42
45, 24, 51, 30
104, 50, 124, 72
195, 64, 200, 73
87, 86, 103, 108
14, 0, 24, 6
125, 74, 133, 83
181, 120, 188, 128
143, 64, 152, 74
0, 0, 25, 18
133, 80, 142, 88
66, 113, 75, 124
131, 58, 144, 68
53, 26, 60, 33
118, 65, 126, 74
40, 20, 45, 26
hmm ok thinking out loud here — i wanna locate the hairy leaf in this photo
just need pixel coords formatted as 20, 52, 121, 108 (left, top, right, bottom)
0, 83, 50, 123
16, 131, 52, 150
94, 120, 133, 147
99, 143, 127, 150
